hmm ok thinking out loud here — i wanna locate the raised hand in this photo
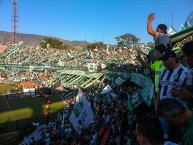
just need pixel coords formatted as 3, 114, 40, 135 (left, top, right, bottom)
148, 13, 156, 21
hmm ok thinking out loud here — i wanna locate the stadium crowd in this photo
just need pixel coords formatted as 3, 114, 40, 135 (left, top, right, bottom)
21, 80, 144, 145
1, 14, 193, 145
18, 38, 193, 145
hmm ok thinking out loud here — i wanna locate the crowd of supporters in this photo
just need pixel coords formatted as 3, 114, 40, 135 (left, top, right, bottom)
0, 43, 139, 70
20, 40, 193, 145
0, 31, 193, 145
22, 80, 146, 145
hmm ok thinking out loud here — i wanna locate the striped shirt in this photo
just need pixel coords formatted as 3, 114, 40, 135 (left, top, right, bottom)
186, 67, 193, 94
186, 67, 193, 109
158, 65, 188, 106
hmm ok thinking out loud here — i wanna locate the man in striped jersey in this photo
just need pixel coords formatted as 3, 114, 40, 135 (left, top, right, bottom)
156, 50, 188, 109
155, 50, 188, 141
173, 41, 193, 109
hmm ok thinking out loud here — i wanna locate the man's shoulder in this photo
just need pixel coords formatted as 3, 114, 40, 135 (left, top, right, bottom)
164, 141, 178, 145
180, 65, 189, 72
151, 60, 164, 69
160, 68, 169, 73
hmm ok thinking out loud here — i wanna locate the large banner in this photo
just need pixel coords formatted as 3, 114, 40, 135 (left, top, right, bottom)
69, 88, 94, 133
130, 73, 147, 87
23, 88, 36, 97
129, 73, 154, 108
139, 77, 154, 106
128, 92, 143, 112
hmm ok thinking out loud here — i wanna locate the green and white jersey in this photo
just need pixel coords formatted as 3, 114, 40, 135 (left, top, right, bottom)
186, 67, 193, 109
186, 67, 193, 94
158, 65, 188, 105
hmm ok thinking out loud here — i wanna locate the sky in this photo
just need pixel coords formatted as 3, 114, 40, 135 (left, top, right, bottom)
0, 0, 193, 45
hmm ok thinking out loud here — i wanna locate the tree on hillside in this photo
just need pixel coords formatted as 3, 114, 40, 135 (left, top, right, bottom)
40, 37, 69, 49
86, 41, 107, 51
115, 33, 140, 48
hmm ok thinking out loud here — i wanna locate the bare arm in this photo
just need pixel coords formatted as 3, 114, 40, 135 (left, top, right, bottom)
136, 51, 151, 69
147, 13, 156, 37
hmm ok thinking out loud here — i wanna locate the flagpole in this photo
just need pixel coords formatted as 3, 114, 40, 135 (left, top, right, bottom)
172, 11, 173, 27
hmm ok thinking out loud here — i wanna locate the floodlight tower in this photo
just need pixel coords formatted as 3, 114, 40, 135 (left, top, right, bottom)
12, 0, 19, 44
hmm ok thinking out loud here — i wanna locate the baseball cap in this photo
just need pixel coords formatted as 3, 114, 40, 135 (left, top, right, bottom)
157, 24, 167, 31
161, 50, 176, 61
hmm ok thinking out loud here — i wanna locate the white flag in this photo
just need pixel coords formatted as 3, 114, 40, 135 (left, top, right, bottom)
100, 85, 113, 94
69, 88, 94, 132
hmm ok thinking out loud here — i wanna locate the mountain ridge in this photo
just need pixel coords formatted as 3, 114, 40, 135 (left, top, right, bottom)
0, 31, 88, 48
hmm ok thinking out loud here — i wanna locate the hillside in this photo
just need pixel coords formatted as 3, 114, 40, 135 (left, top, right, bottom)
0, 31, 88, 48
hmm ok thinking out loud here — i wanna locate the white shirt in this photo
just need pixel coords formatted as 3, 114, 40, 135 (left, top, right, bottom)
164, 141, 178, 145
155, 32, 171, 50
158, 65, 188, 106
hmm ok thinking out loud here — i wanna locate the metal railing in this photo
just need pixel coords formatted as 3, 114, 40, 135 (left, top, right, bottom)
0, 92, 42, 101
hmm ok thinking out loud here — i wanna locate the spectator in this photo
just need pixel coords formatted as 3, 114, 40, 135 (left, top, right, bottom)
156, 50, 188, 110
158, 98, 193, 145
155, 50, 188, 140
136, 116, 177, 145
136, 44, 166, 92
47, 99, 51, 105
174, 41, 193, 109
46, 104, 50, 110
147, 13, 172, 50
45, 111, 49, 119
135, 116, 160, 145
45, 95, 48, 101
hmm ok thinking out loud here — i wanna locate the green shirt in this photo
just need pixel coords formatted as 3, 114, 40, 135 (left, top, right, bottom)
151, 60, 165, 92
182, 113, 193, 145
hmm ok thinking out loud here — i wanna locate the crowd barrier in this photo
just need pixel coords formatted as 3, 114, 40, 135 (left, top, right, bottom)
0, 113, 56, 134
0, 92, 42, 101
